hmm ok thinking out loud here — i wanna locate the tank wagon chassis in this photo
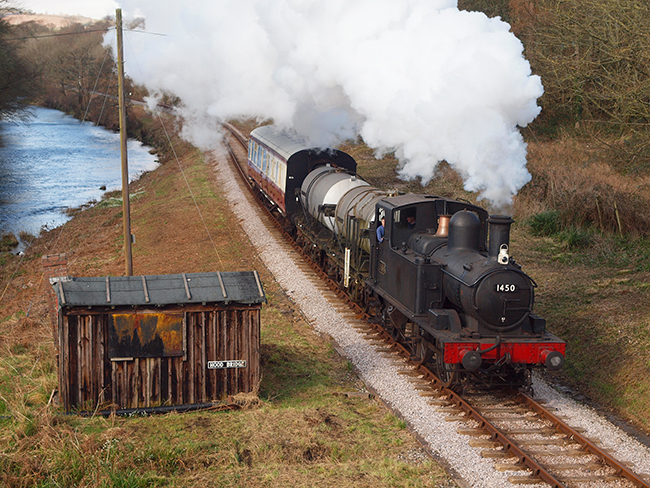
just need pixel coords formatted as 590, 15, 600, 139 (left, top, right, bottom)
226, 123, 565, 392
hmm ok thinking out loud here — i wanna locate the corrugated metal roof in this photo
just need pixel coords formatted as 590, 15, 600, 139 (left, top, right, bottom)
52, 271, 266, 308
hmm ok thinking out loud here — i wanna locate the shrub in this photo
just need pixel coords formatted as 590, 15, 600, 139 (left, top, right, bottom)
527, 211, 562, 237
559, 227, 593, 250
0, 234, 19, 252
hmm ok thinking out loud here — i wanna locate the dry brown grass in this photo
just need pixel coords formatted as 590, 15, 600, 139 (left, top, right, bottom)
518, 135, 650, 236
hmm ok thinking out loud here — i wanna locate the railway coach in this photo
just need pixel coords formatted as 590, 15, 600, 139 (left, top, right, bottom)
247, 125, 357, 215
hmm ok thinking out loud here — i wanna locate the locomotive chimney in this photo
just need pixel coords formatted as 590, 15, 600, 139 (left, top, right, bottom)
488, 215, 514, 262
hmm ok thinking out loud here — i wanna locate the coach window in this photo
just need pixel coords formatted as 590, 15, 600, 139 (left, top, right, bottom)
280, 164, 286, 190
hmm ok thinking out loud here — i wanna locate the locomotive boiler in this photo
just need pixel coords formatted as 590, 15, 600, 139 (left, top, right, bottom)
248, 125, 565, 389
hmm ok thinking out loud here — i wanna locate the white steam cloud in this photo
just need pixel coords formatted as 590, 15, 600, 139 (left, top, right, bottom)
113, 0, 543, 208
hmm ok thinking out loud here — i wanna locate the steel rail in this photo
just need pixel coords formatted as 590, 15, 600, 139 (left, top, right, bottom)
518, 392, 650, 488
221, 124, 649, 488
430, 382, 567, 487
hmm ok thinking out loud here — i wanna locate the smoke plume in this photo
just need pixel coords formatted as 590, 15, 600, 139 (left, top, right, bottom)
113, 0, 543, 208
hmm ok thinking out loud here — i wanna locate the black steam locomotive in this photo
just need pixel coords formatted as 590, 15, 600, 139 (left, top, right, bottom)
247, 125, 565, 389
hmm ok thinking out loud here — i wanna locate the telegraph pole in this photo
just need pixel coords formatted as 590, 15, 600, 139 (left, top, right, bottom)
116, 8, 133, 276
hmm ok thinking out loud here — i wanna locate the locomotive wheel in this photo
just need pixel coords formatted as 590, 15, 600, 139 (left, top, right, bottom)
414, 340, 433, 366
436, 353, 458, 388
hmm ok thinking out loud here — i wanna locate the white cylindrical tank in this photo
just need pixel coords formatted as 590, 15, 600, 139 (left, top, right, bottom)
334, 186, 387, 253
300, 165, 370, 232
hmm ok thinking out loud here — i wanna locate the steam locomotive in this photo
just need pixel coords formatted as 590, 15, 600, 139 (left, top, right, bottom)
247, 125, 565, 389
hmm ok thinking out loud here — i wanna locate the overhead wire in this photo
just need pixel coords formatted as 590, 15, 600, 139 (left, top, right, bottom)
81, 29, 115, 125
155, 114, 224, 269
3, 27, 114, 42
3, 26, 165, 42
123, 32, 225, 268
96, 70, 116, 126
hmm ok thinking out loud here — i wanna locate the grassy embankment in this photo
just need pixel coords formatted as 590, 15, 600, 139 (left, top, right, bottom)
0, 112, 454, 487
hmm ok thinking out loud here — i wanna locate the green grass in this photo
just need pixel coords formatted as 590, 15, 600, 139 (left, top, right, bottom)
527, 211, 650, 272
0, 234, 19, 253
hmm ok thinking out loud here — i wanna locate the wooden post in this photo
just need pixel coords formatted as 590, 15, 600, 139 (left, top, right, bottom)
614, 200, 623, 237
116, 8, 133, 276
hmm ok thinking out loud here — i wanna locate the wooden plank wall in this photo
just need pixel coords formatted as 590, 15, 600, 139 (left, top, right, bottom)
58, 307, 261, 411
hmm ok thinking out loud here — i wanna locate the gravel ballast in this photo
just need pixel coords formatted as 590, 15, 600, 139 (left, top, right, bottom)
212, 148, 650, 488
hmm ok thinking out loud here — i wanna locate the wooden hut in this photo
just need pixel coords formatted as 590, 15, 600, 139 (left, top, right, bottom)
51, 271, 265, 412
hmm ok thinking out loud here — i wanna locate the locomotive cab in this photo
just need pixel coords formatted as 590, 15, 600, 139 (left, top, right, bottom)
370, 196, 457, 319
369, 195, 489, 320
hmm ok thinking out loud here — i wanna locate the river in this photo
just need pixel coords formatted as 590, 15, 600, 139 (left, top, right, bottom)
0, 106, 159, 244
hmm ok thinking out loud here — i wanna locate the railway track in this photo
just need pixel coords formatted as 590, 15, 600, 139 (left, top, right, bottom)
221, 122, 650, 488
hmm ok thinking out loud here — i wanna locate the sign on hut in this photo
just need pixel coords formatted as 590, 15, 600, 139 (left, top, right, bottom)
47, 260, 265, 413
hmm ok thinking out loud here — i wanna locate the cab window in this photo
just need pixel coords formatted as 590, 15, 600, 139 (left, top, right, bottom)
394, 207, 417, 230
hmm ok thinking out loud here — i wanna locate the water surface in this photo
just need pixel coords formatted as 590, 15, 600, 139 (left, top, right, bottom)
0, 106, 158, 240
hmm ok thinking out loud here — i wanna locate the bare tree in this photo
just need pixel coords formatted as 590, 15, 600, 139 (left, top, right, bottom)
528, 1, 650, 125
0, 5, 39, 120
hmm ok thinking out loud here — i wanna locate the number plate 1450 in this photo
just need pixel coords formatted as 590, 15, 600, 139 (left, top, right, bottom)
496, 284, 516, 292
